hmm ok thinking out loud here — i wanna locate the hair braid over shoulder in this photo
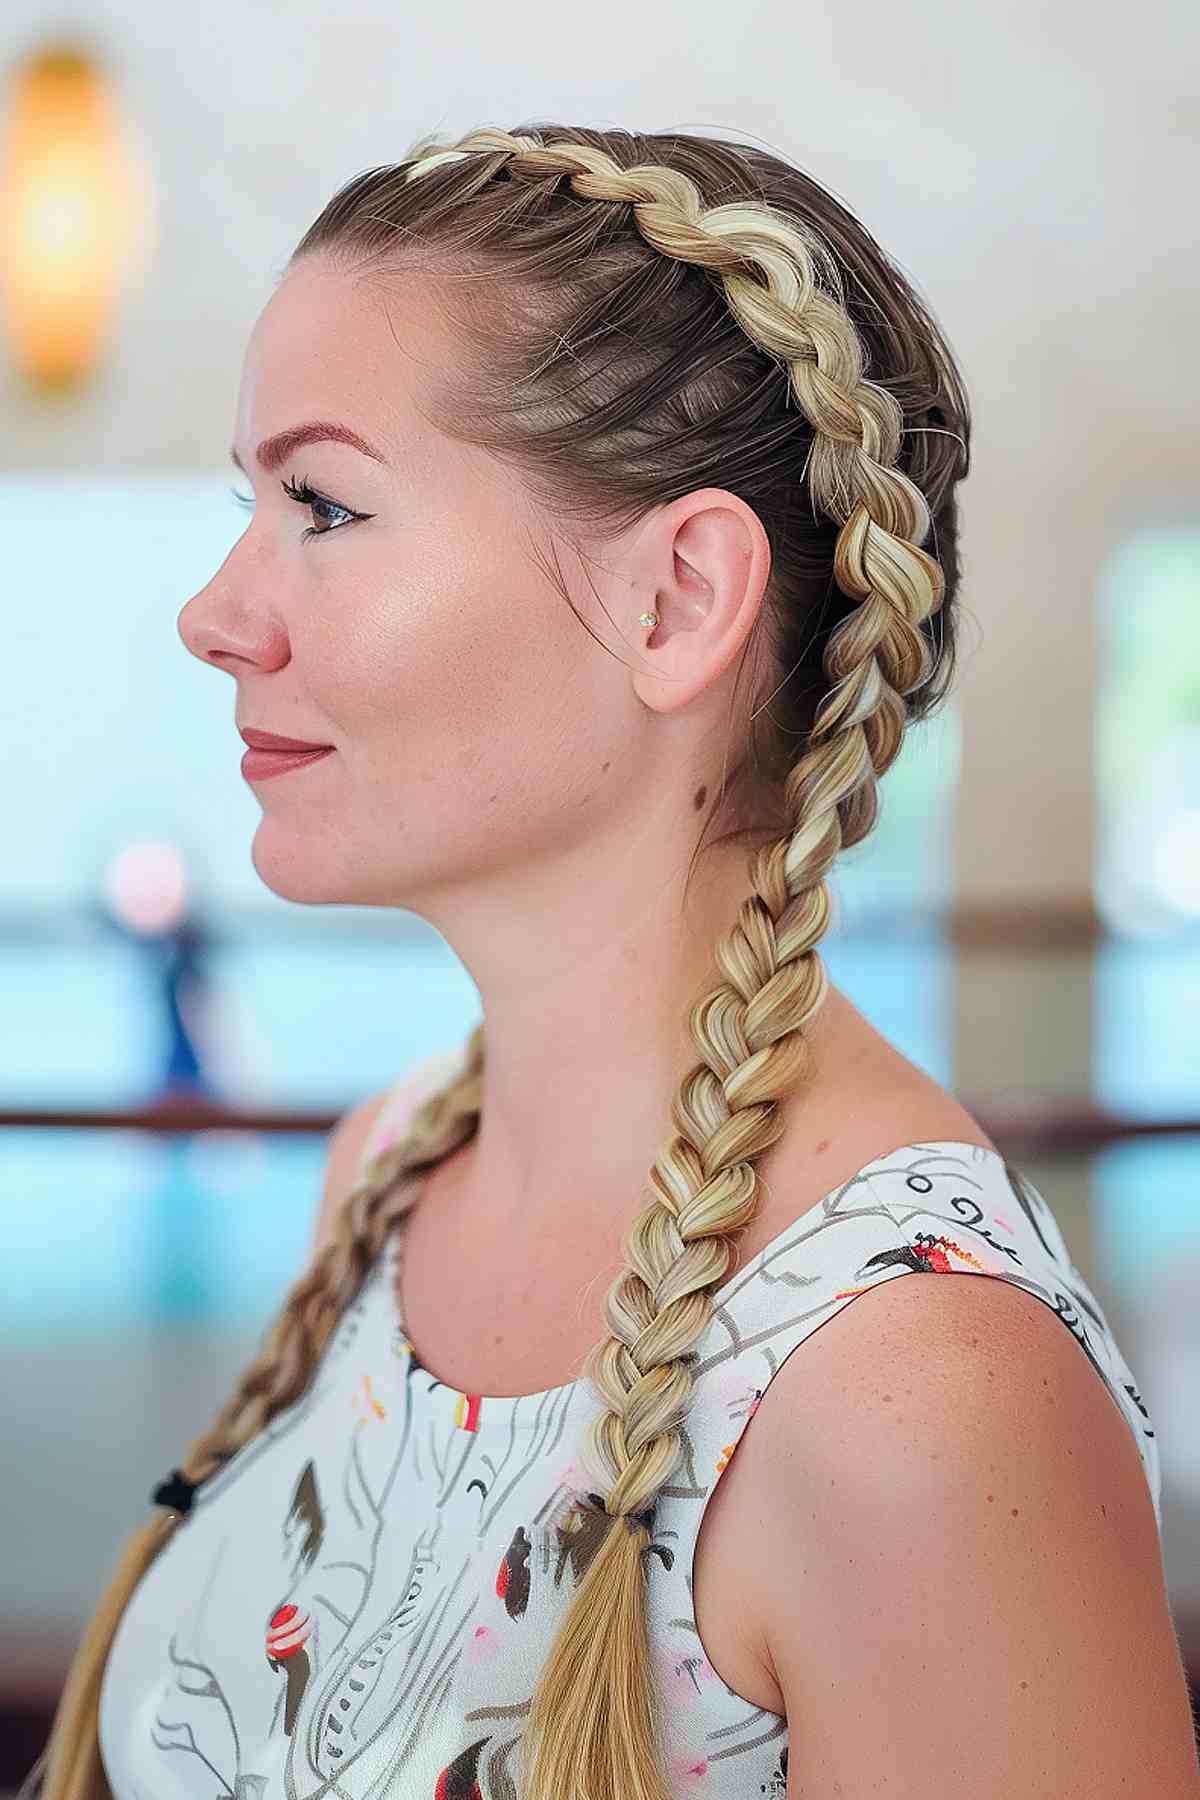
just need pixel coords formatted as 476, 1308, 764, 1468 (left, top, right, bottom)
28, 121, 965, 1800
26, 1036, 485, 1800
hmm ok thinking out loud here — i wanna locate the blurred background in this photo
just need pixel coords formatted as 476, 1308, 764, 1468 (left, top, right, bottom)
1, 0, 1197, 1782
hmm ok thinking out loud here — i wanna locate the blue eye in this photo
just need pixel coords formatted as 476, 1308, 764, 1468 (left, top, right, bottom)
228, 473, 373, 541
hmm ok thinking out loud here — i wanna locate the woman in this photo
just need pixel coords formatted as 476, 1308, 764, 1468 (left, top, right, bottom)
29, 123, 1198, 1799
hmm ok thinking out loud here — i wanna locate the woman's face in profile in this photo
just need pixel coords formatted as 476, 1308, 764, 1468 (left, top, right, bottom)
177, 254, 649, 915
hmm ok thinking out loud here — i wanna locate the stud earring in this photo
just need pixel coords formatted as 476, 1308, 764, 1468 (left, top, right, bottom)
638, 611, 658, 629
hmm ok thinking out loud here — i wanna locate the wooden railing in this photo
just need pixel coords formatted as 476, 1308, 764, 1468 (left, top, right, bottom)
2, 1097, 1197, 1151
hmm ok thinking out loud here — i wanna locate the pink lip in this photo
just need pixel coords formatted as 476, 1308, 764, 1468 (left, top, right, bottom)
239, 726, 332, 752
241, 744, 334, 782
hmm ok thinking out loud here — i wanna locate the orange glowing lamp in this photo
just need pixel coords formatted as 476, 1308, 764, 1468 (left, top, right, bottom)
0, 42, 154, 395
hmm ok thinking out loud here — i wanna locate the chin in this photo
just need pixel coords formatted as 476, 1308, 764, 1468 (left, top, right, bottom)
247, 826, 427, 912
248, 834, 355, 907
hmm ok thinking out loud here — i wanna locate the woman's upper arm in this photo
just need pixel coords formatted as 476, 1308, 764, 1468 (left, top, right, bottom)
749, 1270, 1199, 1799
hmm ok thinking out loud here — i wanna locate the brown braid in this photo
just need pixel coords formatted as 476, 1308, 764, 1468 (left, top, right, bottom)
28, 123, 966, 1800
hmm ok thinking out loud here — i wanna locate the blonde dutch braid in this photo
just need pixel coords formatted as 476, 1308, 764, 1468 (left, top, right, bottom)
398, 127, 945, 1800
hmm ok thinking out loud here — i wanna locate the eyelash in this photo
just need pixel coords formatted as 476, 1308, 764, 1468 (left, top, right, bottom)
228, 474, 370, 541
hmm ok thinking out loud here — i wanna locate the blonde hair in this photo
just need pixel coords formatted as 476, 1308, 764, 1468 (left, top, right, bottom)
28, 123, 970, 1800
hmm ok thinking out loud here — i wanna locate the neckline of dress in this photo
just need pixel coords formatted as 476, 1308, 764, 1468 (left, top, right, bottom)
377, 1139, 1008, 1424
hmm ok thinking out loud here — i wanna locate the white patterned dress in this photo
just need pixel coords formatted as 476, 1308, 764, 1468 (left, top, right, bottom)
98, 1054, 1160, 1799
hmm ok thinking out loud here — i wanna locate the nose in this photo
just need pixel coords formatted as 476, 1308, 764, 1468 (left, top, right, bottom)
177, 567, 290, 676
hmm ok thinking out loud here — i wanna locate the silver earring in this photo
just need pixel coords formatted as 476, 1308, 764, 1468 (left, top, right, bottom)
638, 611, 658, 629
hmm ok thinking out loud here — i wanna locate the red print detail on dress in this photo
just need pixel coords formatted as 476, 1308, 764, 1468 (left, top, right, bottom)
434, 1735, 486, 1799
911, 1232, 986, 1273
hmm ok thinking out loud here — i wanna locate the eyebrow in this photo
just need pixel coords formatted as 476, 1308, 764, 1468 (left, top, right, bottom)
229, 421, 388, 475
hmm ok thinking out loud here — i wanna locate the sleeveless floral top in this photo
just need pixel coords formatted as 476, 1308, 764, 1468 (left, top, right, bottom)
97, 1049, 1161, 1799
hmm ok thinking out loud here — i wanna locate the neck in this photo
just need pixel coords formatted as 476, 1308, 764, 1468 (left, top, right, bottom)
412, 835, 859, 1245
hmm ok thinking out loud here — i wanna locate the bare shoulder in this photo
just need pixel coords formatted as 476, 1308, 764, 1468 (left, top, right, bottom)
311, 1043, 466, 1257
311, 1087, 399, 1257
746, 1271, 1199, 1796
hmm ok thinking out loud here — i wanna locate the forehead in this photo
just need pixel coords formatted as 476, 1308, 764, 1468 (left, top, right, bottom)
235, 257, 444, 455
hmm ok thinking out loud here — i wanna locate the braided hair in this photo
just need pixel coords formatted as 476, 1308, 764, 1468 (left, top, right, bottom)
29, 123, 969, 1800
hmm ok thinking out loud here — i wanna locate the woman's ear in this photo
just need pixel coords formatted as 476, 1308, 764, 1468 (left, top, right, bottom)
629, 489, 771, 716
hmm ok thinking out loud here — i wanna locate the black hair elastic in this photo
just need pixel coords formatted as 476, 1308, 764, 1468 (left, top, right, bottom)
584, 1490, 657, 1534
151, 1467, 199, 1516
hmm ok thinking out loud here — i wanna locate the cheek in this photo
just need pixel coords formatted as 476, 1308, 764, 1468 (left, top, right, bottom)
321, 544, 628, 856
